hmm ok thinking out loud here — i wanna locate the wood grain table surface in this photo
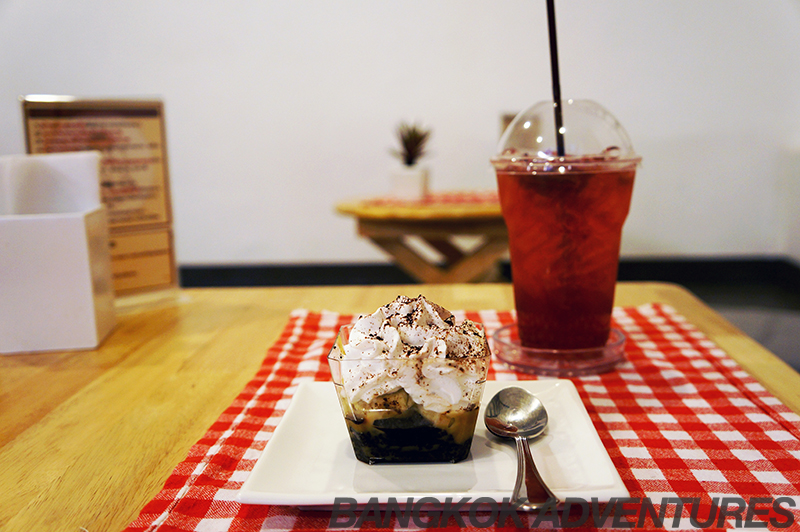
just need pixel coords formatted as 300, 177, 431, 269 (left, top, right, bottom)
1, 282, 798, 531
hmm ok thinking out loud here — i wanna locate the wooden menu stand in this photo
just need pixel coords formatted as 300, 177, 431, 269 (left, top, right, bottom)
336, 191, 508, 283
22, 97, 177, 296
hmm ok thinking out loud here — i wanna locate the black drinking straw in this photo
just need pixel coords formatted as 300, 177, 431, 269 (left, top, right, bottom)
546, 0, 565, 157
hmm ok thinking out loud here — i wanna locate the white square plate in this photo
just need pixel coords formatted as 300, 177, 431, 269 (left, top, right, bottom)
237, 380, 628, 506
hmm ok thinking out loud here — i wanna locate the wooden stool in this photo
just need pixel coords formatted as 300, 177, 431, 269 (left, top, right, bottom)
337, 191, 508, 283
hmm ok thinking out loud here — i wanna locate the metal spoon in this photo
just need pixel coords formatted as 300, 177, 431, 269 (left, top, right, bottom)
484, 386, 558, 511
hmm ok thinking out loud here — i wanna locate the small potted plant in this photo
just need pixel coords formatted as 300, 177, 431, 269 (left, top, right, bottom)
390, 122, 431, 200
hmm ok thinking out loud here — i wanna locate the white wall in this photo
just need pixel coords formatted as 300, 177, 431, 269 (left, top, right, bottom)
2, 1, 800, 266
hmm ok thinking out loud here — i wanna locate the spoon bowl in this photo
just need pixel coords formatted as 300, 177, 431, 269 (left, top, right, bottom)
484, 386, 558, 511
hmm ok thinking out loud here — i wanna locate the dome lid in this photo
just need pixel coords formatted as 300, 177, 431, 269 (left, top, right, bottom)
492, 99, 641, 173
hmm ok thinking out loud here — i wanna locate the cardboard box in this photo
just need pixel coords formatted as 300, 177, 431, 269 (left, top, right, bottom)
0, 152, 116, 354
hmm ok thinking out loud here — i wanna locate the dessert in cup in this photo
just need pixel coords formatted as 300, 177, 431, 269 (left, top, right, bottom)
328, 295, 491, 464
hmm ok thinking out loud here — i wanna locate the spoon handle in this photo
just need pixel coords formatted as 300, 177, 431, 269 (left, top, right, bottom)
512, 435, 557, 510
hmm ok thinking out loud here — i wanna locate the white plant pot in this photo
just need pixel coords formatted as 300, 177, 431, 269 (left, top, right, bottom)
390, 165, 429, 201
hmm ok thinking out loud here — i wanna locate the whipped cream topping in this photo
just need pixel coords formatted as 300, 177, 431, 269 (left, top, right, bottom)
339, 295, 488, 413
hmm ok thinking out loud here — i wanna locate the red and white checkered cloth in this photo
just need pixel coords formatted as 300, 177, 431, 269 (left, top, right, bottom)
365, 190, 499, 206
123, 304, 800, 531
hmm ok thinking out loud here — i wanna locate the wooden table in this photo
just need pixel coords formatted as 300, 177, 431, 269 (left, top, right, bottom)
336, 192, 508, 283
1, 282, 799, 531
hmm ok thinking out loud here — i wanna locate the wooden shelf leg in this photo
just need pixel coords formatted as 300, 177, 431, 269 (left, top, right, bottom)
370, 237, 446, 283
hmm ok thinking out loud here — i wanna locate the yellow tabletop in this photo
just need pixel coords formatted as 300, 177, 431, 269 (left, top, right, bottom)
1, 282, 798, 531
336, 191, 502, 221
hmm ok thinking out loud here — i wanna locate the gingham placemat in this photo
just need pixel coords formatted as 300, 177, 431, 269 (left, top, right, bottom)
123, 305, 800, 531
366, 190, 499, 206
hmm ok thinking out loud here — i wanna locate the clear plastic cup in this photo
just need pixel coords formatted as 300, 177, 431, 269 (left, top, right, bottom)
328, 324, 491, 464
490, 99, 641, 374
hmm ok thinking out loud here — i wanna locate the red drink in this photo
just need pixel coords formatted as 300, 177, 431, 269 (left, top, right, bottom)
496, 161, 636, 349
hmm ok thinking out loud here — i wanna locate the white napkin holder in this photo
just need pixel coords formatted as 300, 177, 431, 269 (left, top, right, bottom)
0, 152, 116, 354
